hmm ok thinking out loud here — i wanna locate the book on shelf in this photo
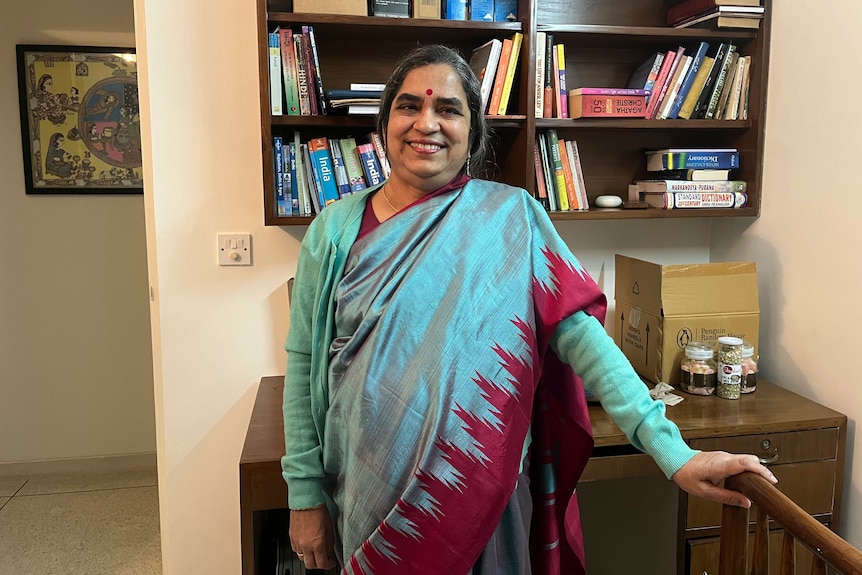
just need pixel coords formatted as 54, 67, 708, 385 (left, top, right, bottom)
740, 55, 752, 120
667, 41, 709, 120
328, 139, 352, 198
557, 138, 580, 210
641, 191, 748, 209
627, 52, 665, 103
273, 136, 287, 215
677, 55, 714, 119
704, 46, 738, 119
673, 7, 764, 29
553, 43, 568, 118
308, 137, 341, 206
712, 52, 739, 120
657, 55, 692, 120
351, 83, 386, 91
413, 0, 441, 18
498, 32, 523, 115
293, 34, 312, 116
646, 148, 739, 171
288, 142, 300, 215
494, 0, 517, 22
277, 28, 301, 116
346, 104, 379, 115
667, 0, 762, 26
532, 142, 550, 211
648, 46, 685, 119
301, 143, 322, 214
568, 90, 648, 118
468, 39, 503, 114
268, 32, 283, 116
443, 0, 468, 20
542, 33, 554, 118
293, 133, 312, 216
691, 43, 731, 119
356, 143, 385, 186
368, 132, 391, 179
534, 31, 546, 118
488, 36, 513, 116
545, 130, 569, 211
565, 140, 589, 210
537, 135, 558, 211
643, 49, 677, 119
632, 179, 747, 193
653, 169, 731, 181
470, 0, 494, 21
725, 55, 750, 120
339, 136, 368, 193
303, 26, 327, 115
371, 0, 410, 17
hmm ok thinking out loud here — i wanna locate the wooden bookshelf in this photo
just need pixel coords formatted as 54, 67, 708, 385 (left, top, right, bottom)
256, 0, 771, 226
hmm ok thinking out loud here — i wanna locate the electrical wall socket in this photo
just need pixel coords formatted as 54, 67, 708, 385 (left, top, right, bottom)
218, 233, 252, 266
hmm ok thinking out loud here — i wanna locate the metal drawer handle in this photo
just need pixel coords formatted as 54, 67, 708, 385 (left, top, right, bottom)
758, 452, 780, 465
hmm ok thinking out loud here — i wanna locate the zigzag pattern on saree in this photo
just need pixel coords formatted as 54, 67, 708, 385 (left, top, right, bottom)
346, 247, 584, 574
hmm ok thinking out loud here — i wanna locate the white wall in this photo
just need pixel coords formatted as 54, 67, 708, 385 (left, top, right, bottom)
0, 1, 155, 463
136, 0, 859, 573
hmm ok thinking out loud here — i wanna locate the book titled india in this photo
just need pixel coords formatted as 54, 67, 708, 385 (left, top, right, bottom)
357, 143, 385, 186
646, 148, 739, 171
308, 137, 341, 206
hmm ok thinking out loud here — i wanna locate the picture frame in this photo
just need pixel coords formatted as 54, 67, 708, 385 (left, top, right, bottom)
16, 45, 143, 195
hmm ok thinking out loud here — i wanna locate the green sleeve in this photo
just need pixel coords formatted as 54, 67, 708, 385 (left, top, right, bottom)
281, 234, 327, 510
550, 311, 698, 478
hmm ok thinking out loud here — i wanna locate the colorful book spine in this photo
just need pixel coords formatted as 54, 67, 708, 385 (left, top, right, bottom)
566, 140, 589, 211
339, 137, 367, 192
557, 138, 578, 210
692, 43, 729, 119
268, 33, 283, 116
328, 139, 351, 198
657, 55, 692, 120
288, 141, 299, 215
368, 132, 391, 179
634, 180, 747, 193
534, 31, 546, 118
299, 28, 319, 115
294, 133, 312, 215
571, 88, 650, 96
650, 46, 685, 119
357, 143, 385, 186
545, 130, 569, 210
488, 37, 513, 116
293, 35, 312, 116
668, 41, 709, 119
555, 43, 568, 118
643, 191, 748, 209
498, 32, 523, 115
542, 33, 554, 118
301, 143, 322, 214
537, 135, 557, 211
713, 52, 739, 120
704, 45, 737, 119
532, 141, 550, 210
646, 150, 739, 170
677, 56, 715, 120
308, 137, 340, 206
273, 136, 286, 215
569, 94, 647, 118
278, 28, 301, 116
304, 26, 327, 115
644, 49, 676, 119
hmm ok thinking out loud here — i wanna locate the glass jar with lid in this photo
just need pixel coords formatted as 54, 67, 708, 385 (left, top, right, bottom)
716, 336, 744, 399
680, 342, 716, 395
740, 341, 758, 393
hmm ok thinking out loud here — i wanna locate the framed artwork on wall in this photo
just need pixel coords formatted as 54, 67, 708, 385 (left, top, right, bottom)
16, 45, 143, 195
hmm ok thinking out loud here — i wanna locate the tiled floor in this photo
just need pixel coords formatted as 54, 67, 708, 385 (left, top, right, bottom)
0, 467, 161, 574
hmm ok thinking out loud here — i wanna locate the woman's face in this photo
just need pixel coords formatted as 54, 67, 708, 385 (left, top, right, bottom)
385, 64, 471, 193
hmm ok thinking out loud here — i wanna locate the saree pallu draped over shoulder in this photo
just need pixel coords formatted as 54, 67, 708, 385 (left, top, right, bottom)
293, 180, 606, 575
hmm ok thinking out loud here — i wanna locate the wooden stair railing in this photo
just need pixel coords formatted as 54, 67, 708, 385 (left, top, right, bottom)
718, 472, 862, 575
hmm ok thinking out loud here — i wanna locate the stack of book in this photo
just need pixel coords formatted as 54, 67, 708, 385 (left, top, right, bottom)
468, 32, 523, 116
272, 131, 390, 216
325, 83, 384, 116
268, 26, 328, 117
532, 32, 570, 118
667, 0, 765, 29
627, 40, 751, 121
534, 129, 589, 212
631, 148, 747, 209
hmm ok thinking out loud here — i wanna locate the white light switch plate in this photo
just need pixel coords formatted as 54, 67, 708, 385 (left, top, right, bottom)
218, 233, 252, 266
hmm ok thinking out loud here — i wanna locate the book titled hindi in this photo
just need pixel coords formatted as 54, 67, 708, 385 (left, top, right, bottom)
641, 190, 748, 209
632, 179, 747, 194
568, 88, 648, 118
646, 148, 739, 171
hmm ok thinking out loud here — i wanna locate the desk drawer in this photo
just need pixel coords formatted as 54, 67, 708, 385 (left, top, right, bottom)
686, 460, 837, 529
689, 428, 839, 465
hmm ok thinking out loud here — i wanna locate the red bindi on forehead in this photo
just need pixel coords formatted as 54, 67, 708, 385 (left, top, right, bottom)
426, 89, 433, 95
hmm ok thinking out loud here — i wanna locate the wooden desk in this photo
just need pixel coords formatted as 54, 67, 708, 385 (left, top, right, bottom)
240, 377, 846, 575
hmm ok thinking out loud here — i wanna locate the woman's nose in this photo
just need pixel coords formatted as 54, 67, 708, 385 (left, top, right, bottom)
414, 106, 439, 132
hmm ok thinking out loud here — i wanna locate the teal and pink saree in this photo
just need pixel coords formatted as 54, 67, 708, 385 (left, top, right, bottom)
286, 179, 606, 574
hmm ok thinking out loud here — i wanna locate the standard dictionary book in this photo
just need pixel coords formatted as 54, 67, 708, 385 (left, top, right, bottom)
641, 191, 748, 209
646, 148, 739, 171
568, 88, 648, 118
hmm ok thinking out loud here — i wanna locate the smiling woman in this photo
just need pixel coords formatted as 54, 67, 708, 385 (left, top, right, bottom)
281, 44, 777, 575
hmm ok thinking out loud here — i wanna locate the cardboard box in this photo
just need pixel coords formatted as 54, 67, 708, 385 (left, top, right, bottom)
293, 0, 367, 16
614, 254, 759, 385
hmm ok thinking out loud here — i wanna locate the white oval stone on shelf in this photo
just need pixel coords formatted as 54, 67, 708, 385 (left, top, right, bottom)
595, 195, 623, 208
